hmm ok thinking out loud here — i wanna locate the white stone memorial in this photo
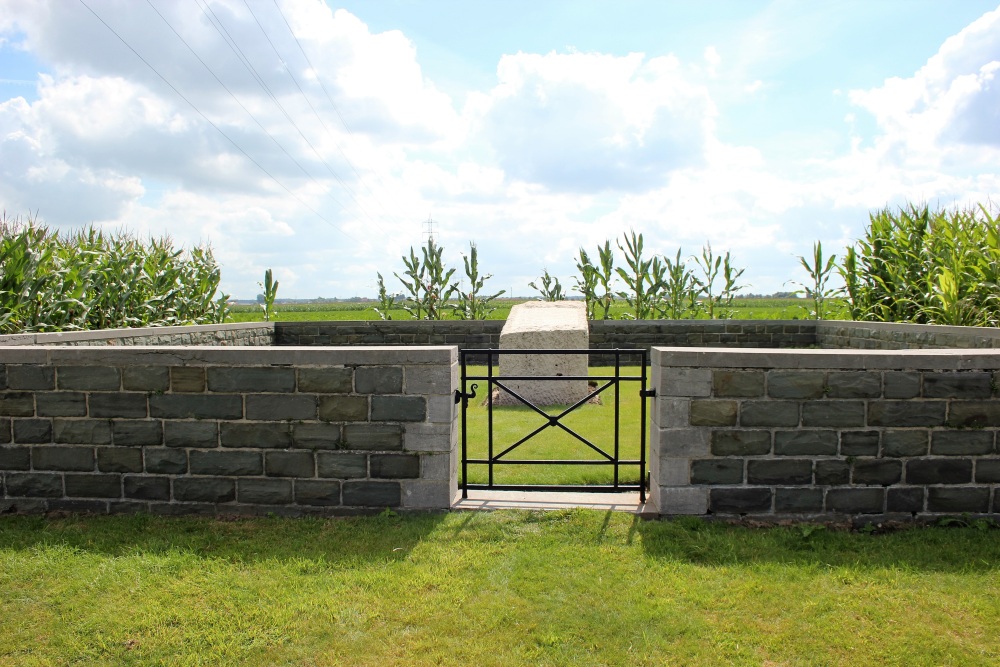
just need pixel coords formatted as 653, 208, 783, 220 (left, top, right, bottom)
495, 300, 589, 406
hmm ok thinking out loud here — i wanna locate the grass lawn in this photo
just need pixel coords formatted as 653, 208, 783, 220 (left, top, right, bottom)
1, 512, 999, 666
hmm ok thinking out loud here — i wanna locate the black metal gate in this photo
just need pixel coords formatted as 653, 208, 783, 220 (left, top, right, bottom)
455, 348, 653, 503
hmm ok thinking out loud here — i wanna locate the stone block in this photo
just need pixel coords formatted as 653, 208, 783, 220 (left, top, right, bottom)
220, 423, 291, 449
174, 477, 236, 503
653, 486, 708, 515
709, 487, 772, 514
658, 368, 712, 398
291, 423, 343, 450
170, 367, 206, 393
150, 394, 243, 420
426, 395, 455, 423
774, 430, 837, 456
65, 473, 121, 498
825, 372, 881, 399
975, 458, 1000, 483
767, 371, 826, 399
923, 372, 992, 399
0, 392, 34, 417
343, 480, 401, 507
948, 402, 1000, 428
882, 430, 928, 457
774, 487, 823, 513
815, 460, 850, 485
927, 487, 990, 513
740, 401, 799, 427
317, 452, 368, 478
124, 476, 170, 501
868, 401, 946, 427
238, 479, 293, 504
883, 372, 921, 399
35, 392, 87, 417
0, 445, 30, 470
658, 429, 710, 457
653, 457, 692, 486
342, 424, 403, 451
89, 393, 148, 419
690, 400, 737, 426
403, 365, 453, 396
265, 450, 315, 477
370, 453, 420, 479
402, 422, 454, 453
318, 396, 368, 422
711, 430, 771, 456
371, 396, 426, 422
712, 371, 764, 397
144, 448, 187, 474
8, 365, 55, 390
112, 420, 162, 446
13, 418, 52, 444
852, 458, 902, 485
419, 452, 452, 481
801, 401, 865, 428
164, 421, 218, 448
246, 394, 317, 421
206, 367, 295, 393
356, 366, 403, 394
122, 366, 169, 392
0, 417, 8, 444
906, 458, 972, 485
189, 450, 262, 476
5, 472, 63, 497
57, 366, 120, 391
826, 488, 884, 514
931, 431, 994, 456
886, 487, 924, 513
401, 479, 454, 509
654, 398, 689, 428
33, 445, 94, 471
97, 447, 143, 473
297, 367, 353, 394
747, 459, 812, 485
295, 480, 342, 506
690, 459, 743, 484
840, 431, 879, 456
54, 419, 112, 445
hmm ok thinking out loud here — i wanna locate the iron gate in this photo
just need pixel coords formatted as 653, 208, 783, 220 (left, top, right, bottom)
455, 348, 653, 502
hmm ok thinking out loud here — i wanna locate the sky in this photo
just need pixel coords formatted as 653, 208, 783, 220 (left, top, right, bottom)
1, 0, 999, 300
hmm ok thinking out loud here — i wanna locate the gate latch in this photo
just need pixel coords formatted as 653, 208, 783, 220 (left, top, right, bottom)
454, 383, 478, 404
640, 388, 656, 398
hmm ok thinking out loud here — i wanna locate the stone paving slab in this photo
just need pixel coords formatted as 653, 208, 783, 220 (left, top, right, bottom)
452, 489, 650, 514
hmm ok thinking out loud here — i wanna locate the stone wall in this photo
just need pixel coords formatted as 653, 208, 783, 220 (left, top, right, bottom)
817, 321, 1000, 349
650, 347, 1000, 518
0, 322, 274, 347
0, 346, 457, 516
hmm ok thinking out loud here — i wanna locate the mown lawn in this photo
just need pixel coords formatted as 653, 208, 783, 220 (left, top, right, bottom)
2, 511, 999, 666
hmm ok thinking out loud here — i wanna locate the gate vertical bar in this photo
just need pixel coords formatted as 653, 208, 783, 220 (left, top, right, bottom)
487, 351, 495, 488
613, 349, 621, 489
639, 349, 648, 504
461, 351, 469, 499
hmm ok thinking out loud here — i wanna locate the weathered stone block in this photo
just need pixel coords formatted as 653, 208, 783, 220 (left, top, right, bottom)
774, 430, 837, 456
658, 429, 710, 457
840, 431, 879, 456
170, 367, 206, 393
0, 392, 34, 417
371, 396, 426, 422
887, 487, 924, 513
927, 487, 990, 513
343, 480, 401, 507
356, 366, 403, 394
124, 475, 170, 501
906, 458, 972, 485
402, 421, 454, 453
297, 367, 353, 394
403, 365, 453, 396
740, 401, 798, 427
747, 459, 812, 484
54, 419, 111, 445
0, 445, 30, 470
825, 372, 881, 399
947, 402, 1000, 428
291, 423, 342, 450
173, 477, 236, 503
189, 450, 262, 476
8, 366, 55, 390
712, 371, 764, 397
207, 367, 295, 393
923, 372, 992, 399
883, 372, 920, 399
815, 459, 850, 485
245, 394, 317, 421
65, 473, 121, 498
868, 401, 946, 427
882, 430, 928, 457
655, 398, 690, 428
5, 472, 63, 497
35, 392, 87, 417
690, 400, 737, 426
775, 487, 823, 513
767, 371, 826, 399
317, 396, 368, 422
342, 424, 403, 451
709, 487, 772, 514
163, 421, 218, 448
401, 479, 454, 509
89, 393, 148, 419
57, 366, 120, 391
690, 459, 743, 484
975, 458, 1000, 483
33, 445, 94, 471
931, 431, 994, 456
13, 418, 52, 444
97, 447, 143, 473
144, 447, 187, 474
370, 453, 420, 479
658, 368, 712, 398
317, 452, 367, 478
112, 420, 162, 446
122, 366, 169, 392
220, 423, 291, 449
826, 488, 884, 514
852, 458, 902, 485
238, 478, 293, 505
150, 394, 243, 420
294, 480, 342, 506
711, 430, 770, 456
265, 450, 315, 477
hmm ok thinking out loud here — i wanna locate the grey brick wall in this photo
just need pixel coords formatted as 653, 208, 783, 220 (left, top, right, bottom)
0, 346, 457, 516
817, 321, 1000, 350
0, 322, 274, 347
650, 347, 1000, 518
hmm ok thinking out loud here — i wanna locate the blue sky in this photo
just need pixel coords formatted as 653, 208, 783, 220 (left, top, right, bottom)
2, 0, 999, 299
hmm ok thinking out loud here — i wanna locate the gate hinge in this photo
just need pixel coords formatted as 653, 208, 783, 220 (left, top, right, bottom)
454, 384, 478, 404
640, 388, 656, 398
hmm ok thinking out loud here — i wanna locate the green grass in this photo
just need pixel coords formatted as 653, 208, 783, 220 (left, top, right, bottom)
2, 512, 999, 666
460, 366, 646, 487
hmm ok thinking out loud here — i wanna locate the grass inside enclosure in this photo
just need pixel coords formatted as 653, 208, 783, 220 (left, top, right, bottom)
2, 512, 999, 666
460, 366, 647, 488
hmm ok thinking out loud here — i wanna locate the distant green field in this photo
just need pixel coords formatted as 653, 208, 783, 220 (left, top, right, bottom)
228, 297, 844, 322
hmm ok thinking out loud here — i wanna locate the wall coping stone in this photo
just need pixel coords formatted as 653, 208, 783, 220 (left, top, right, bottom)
0, 322, 274, 346
653, 346, 1000, 370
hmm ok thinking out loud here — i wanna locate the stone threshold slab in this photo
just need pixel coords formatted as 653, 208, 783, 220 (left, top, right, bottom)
452, 490, 650, 514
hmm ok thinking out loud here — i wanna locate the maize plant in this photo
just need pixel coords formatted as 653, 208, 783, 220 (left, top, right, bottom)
451, 242, 505, 320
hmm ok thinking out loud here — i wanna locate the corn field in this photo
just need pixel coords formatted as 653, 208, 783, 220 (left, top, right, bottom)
0, 214, 229, 334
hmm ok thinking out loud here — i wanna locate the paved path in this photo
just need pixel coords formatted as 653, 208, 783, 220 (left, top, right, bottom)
452, 490, 652, 515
